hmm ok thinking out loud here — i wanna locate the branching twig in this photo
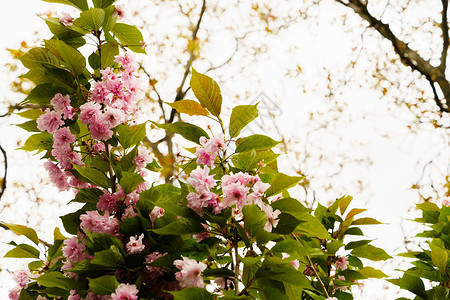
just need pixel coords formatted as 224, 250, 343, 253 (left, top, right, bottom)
168, 0, 207, 123
441, 0, 449, 72
336, 0, 450, 113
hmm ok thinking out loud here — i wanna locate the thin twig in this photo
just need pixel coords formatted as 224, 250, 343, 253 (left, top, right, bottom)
0, 144, 7, 200
440, 0, 449, 72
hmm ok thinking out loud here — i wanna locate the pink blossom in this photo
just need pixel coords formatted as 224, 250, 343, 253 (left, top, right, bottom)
187, 166, 216, 193
335, 256, 349, 270
222, 172, 252, 187
93, 142, 106, 152
79, 102, 101, 124
8, 287, 20, 300
193, 224, 211, 242
111, 283, 139, 300
68, 290, 82, 300
51, 93, 70, 112
140, 41, 148, 49
53, 127, 75, 149
59, 12, 74, 26
332, 275, 348, 293
126, 234, 145, 254
263, 205, 281, 232
281, 253, 299, 270
13, 270, 31, 288
326, 298, 338, 300
97, 191, 117, 212
114, 4, 126, 19
36, 108, 64, 133
196, 147, 214, 166
89, 122, 113, 141
62, 237, 88, 263
150, 206, 165, 223
443, 197, 450, 207
122, 206, 137, 220
187, 191, 218, 215
133, 146, 153, 170
79, 210, 119, 236
174, 256, 207, 288
101, 107, 126, 128
114, 53, 138, 73
44, 160, 70, 191
36, 296, 48, 300
222, 182, 250, 209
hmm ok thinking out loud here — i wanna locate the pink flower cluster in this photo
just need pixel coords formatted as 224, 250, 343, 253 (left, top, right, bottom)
186, 166, 222, 214
335, 256, 349, 270
62, 237, 90, 263
174, 256, 207, 288
111, 283, 139, 300
80, 210, 119, 236
195, 136, 226, 167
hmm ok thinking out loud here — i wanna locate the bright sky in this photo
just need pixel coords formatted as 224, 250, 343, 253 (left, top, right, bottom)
1, 1, 448, 299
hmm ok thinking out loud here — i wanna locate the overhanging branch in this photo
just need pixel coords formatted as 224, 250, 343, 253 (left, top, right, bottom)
336, 0, 450, 113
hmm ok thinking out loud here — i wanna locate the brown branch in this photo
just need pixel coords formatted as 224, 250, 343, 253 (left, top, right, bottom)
0, 144, 7, 200
336, 0, 450, 113
441, 0, 449, 72
168, 0, 207, 123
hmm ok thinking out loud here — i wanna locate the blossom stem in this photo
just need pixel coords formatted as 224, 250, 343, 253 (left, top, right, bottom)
105, 145, 116, 193
233, 220, 240, 295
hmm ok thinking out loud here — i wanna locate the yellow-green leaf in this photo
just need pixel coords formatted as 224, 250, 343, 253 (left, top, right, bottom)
167, 100, 210, 116
190, 68, 222, 117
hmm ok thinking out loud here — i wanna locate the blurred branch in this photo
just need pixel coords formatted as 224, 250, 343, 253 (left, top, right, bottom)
0, 144, 7, 200
168, 0, 207, 123
336, 0, 450, 113
0, 103, 50, 118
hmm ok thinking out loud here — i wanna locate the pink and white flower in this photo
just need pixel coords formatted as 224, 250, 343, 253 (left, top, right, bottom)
111, 283, 139, 300
59, 12, 74, 26
174, 256, 207, 288
36, 108, 64, 133
262, 205, 281, 232
335, 256, 349, 270
126, 234, 145, 254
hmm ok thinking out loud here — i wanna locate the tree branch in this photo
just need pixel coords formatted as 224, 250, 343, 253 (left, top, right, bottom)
0, 144, 7, 200
168, 0, 207, 123
336, 0, 450, 113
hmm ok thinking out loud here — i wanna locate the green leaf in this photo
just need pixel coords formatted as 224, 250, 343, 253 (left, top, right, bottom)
47, 39, 86, 75
88, 52, 101, 70
272, 213, 301, 234
190, 68, 222, 117
101, 42, 119, 68
398, 273, 427, 299
16, 109, 45, 120
79, 8, 105, 31
36, 271, 86, 291
44, 17, 85, 40
20, 132, 53, 153
265, 173, 304, 197
111, 23, 146, 54
153, 121, 209, 144
169, 287, 213, 300
352, 217, 382, 225
4, 244, 40, 259
42, 0, 89, 10
255, 257, 312, 287
23, 83, 69, 105
429, 243, 448, 273
60, 209, 85, 235
16, 120, 40, 133
88, 275, 119, 295
73, 188, 103, 203
235, 134, 279, 153
269, 198, 311, 220
19, 47, 61, 70
90, 245, 126, 269
116, 123, 147, 149
351, 244, 391, 261
72, 165, 110, 189
93, 0, 117, 8
295, 212, 331, 239
152, 218, 204, 235
167, 100, 210, 116
119, 171, 145, 194
243, 205, 266, 237
229, 104, 259, 138
1, 223, 40, 245
358, 266, 387, 278
338, 195, 353, 215
344, 239, 372, 250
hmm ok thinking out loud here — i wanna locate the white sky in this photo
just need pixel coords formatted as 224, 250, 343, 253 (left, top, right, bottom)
1, 1, 448, 299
